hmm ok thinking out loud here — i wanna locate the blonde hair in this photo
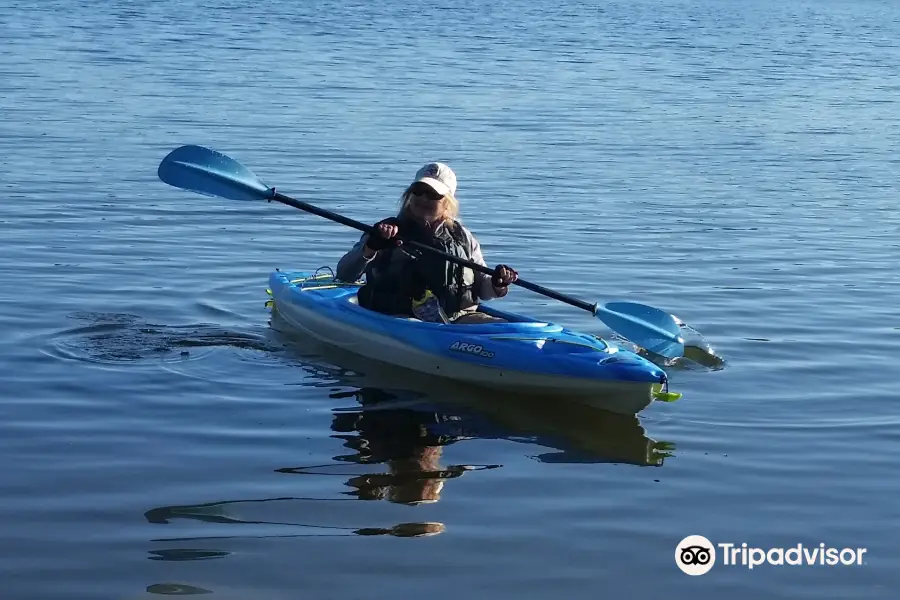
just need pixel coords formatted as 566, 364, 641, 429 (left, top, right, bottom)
398, 187, 461, 227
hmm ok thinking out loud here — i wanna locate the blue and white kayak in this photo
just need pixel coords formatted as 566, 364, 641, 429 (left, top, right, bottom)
267, 270, 675, 415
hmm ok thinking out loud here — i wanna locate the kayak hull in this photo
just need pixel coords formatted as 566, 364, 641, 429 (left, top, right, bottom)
267, 270, 672, 415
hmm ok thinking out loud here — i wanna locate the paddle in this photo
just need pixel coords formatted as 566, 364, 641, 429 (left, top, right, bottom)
157, 144, 685, 358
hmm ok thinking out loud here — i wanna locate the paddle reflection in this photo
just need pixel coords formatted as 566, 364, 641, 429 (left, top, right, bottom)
144, 495, 446, 562
145, 583, 213, 595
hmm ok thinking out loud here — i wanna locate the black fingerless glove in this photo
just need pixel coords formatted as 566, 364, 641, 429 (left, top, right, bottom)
364, 218, 401, 252
491, 264, 516, 287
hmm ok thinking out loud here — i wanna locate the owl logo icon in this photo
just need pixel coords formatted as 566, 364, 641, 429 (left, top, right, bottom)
675, 535, 716, 575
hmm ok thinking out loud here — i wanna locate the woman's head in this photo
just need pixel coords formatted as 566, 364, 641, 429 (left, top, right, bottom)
399, 162, 460, 225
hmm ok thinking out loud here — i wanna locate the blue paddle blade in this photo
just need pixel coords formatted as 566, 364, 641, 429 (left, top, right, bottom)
596, 301, 685, 359
157, 145, 272, 202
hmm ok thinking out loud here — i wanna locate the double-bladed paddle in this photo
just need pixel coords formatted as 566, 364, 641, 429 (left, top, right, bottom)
157, 144, 685, 358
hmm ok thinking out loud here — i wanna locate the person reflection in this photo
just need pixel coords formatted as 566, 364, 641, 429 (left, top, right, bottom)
328, 387, 492, 504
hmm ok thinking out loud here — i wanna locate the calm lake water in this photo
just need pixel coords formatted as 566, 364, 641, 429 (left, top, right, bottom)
2, 0, 898, 597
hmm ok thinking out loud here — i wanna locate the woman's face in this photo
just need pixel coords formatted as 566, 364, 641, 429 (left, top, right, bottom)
408, 183, 445, 222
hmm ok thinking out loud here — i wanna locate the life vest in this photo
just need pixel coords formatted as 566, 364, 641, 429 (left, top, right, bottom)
357, 216, 475, 318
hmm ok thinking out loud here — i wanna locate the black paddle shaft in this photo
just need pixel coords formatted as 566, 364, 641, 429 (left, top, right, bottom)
270, 191, 598, 314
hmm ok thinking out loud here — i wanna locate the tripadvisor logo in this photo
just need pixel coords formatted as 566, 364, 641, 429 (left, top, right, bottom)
675, 536, 868, 575
676, 535, 716, 576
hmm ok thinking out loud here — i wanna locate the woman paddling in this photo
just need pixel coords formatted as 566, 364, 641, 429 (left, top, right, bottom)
336, 162, 517, 323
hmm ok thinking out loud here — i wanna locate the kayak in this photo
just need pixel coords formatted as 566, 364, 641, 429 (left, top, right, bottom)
266, 269, 676, 415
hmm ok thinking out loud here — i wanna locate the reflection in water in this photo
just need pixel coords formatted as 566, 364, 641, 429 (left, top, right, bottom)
355, 522, 445, 537
145, 496, 441, 537
324, 374, 672, 467
270, 313, 676, 468
275, 382, 672, 511
142, 320, 676, 570
141, 381, 671, 560
146, 583, 213, 595
282, 386, 500, 505
148, 549, 230, 562
145, 496, 356, 527
276, 459, 495, 505
144, 494, 446, 562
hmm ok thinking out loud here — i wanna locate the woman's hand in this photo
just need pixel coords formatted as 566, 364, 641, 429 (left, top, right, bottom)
363, 219, 402, 257
491, 264, 518, 290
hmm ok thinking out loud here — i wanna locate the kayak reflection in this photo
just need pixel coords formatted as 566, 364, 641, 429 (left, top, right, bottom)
274, 325, 676, 469
275, 386, 500, 505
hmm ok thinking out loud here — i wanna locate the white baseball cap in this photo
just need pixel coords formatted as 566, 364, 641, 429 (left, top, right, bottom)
412, 162, 457, 197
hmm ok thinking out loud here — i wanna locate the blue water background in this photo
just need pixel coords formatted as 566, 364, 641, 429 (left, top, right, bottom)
1, 0, 898, 597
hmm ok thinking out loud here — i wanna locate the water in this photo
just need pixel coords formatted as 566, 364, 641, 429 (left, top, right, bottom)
2, 0, 898, 597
